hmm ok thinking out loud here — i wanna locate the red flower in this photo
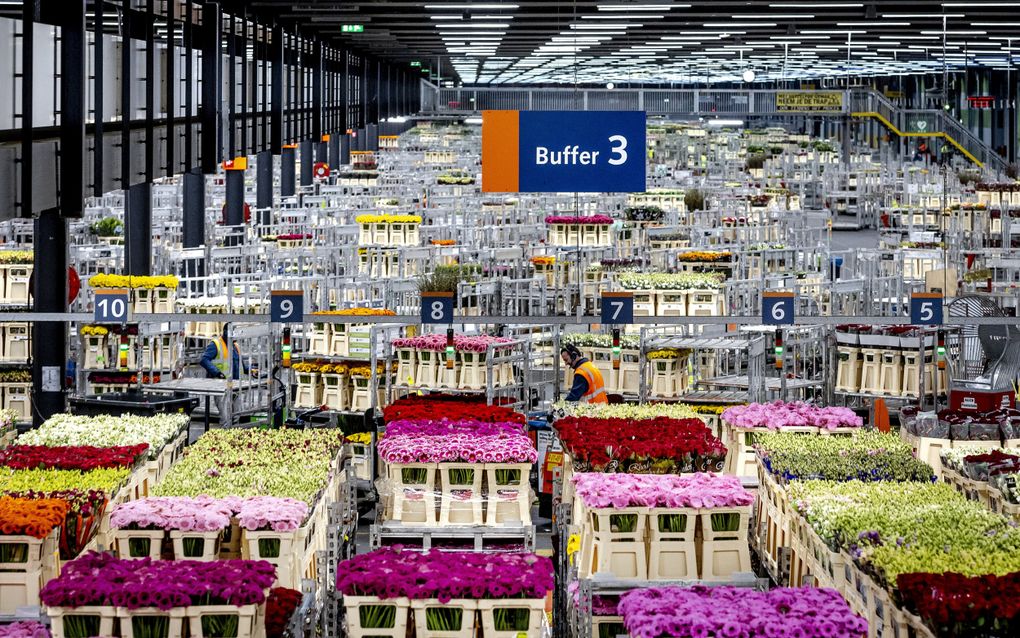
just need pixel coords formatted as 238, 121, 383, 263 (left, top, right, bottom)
897, 571, 1020, 634
555, 416, 726, 470
0, 444, 149, 472
383, 395, 525, 424
265, 587, 303, 638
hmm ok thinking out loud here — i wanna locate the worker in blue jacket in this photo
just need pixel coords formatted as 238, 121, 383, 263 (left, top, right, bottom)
200, 324, 248, 380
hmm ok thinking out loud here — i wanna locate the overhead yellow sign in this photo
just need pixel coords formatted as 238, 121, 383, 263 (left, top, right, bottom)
776, 92, 843, 112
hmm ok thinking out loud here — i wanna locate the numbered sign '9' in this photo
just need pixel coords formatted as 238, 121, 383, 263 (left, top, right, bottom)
421, 292, 454, 325
270, 291, 304, 323
763, 292, 796, 326
94, 289, 130, 323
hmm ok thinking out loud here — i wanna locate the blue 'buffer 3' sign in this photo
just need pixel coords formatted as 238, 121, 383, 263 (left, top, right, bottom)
482, 110, 646, 193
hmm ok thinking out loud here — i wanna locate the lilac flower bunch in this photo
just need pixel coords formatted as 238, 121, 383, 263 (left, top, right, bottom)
40, 552, 276, 610
618, 586, 868, 638
544, 215, 614, 225
0, 622, 49, 638
112, 496, 309, 533
391, 334, 513, 353
378, 419, 537, 464
722, 401, 863, 430
572, 473, 755, 510
336, 548, 553, 603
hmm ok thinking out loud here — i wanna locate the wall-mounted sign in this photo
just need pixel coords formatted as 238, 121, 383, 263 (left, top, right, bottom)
481, 110, 646, 193
776, 91, 843, 112
341, 24, 364, 33
967, 96, 994, 109
410, 61, 422, 67
762, 292, 795, 326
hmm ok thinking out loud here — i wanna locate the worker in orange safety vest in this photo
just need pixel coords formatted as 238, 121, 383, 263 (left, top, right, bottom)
561, 344, 608, 404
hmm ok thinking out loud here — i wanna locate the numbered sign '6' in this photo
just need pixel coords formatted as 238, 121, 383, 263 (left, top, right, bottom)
421, 292, 454, 325
763, 292, 796, 326
94, 289, 130, 323
270, 291, 304, 323
910, 292, 944, 326
601, 292, 634, 325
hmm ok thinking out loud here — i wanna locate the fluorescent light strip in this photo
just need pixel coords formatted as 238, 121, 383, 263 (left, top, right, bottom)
597, 4, 684, 10
424, 4, 518, 8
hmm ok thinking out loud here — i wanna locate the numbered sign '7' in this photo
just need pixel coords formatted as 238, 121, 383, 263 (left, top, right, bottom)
601, 292, 634, 325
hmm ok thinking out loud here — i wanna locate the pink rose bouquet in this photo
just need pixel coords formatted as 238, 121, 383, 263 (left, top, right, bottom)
722, 401, 863, 430
572, 472, 754, 509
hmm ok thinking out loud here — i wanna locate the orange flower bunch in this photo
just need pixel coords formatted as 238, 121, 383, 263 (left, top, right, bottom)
312, 308, 396, 316
0, 496, 69, 538
677, 251, 732, 263
531, 256, 556, 266
430, 239, 456, 246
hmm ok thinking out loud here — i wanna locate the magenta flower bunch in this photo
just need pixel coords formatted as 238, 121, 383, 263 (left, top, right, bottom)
618, 586, 868, 638
391, 334, 513, 352
40, 552, 276, 610
572, 472, 755, 509
722, 401, 863, 430
336, 547, 553, 602
378, 419, 537, 464
544, 215, 614, 225
0, 622, 49, 638
112, 496, 309, 533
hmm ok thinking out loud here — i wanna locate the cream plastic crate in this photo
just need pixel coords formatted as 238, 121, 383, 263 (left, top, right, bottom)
112, 529, 165, 559
2, 323, 31, 362
343, 596, 410, 638
320, 373, 348, 411
132, 288, 154, 314
687, 289, 722, 316
458, 351, 488, 390
294, 372, 321, 407
386, 462, 438, 525
47, 606, 118, 638
592, 616, 629, 638
648, 357, 681, 398
3, 382, 30, 421
186, 603, 263, 638
484, 462, 532, 526
395, 348, 417, 383
82, 334, 108, 369
656, 291, 688, 316
647, 507, 698, 580
2, 265, 31, 304
699, 507, 752, 580
308, 323, 331, 355
584, 507, 648, 580
411, 599, 477, 638
438, 462, 484, 525
170, 530, 221, 561
477, 598, 546, 638
119, 607, 187, 638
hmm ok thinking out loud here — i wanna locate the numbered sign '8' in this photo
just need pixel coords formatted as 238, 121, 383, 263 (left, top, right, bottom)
421, 293, 454, 325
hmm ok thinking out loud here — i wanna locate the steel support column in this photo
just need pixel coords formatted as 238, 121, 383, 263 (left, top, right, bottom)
32, 211, 67, 424
312, 39, 323, 143
200, 1, 222, 173
224, 169, 244, 246
144, 0, 155, 181
256, 150, 272, 211
93, 0, 104, 196
182, 170, 205, 248
281, 145, 296, 196
125, 182, 152, 276
270, 25, 284, 154
166, 0, 176, 176
300, 139, 313, 186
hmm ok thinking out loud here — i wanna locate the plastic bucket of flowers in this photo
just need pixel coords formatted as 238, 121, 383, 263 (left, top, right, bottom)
343, 596, 411, 638
477, 599, 547, 638
411, 599, 478, 638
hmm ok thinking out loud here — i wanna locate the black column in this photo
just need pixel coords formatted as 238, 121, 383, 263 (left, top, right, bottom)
270, 25, 284, 154
328, 135, 340, 168
144, 0, 155, 181
166, 0, 176, 177
32, 211, 67, 423
256, 150, 273, 210
200, 1, 222, 173
300, 140, 313, 186
93, 0, 104, 196
281, 146, 296, 196
183, 170, 205, 248
125, 182, 152, 276
120, 6, 133, 186
340, 134, 351, 165
312, 39, 323, 143
226, 11, 236, 158
224, 169, 245, 246
61, 0, 85, 218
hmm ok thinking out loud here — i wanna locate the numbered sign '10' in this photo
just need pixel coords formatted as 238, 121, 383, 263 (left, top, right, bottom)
601, 292, 634, 325
94, 289, 130, 323
910, 292, 944, 326
763, 292, 796, 326
421, 292, 454, 325
270, 291, 304, 323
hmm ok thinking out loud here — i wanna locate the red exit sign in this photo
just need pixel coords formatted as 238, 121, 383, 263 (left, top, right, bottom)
967, 95, 995, 108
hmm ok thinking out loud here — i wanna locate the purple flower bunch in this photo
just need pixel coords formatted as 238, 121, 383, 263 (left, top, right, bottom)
391, 334, 513, 353
112, 496, 309, 533
722, 401, 863, 430
40, 552, 277, 610
379, 419, 537, 464
618, 586, 868, 638
337, 548, 553, 602
0, 622, 49, 638
572, 472, 755, 510
544, 215, 614, 225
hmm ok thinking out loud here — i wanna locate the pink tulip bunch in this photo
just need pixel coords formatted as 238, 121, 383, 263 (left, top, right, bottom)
572, 472, 755, 509
112, 495, 309, 533
392, 333, 513, 352
722, 401, 863, 430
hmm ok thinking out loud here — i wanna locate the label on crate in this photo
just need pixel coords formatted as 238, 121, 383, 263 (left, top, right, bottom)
482, 110, 646, 193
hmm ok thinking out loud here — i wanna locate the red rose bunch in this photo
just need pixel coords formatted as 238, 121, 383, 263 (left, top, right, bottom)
383, 395, 525, 424
0, 444, 149, 472
897, 571, 1020, 634
265, 587, 303, 638
556, 416, 726, 471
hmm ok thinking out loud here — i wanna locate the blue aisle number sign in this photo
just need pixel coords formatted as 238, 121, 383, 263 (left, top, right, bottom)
763, 292, 795, 326
421, 293, 454, 325
482, 110, 646, 193
94, 289, 130, 323
601, 292, 634, 325
911, 293, 943, 325
270, 291, 304, 323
